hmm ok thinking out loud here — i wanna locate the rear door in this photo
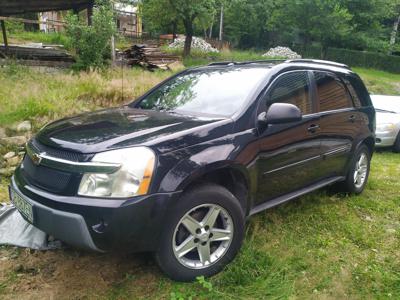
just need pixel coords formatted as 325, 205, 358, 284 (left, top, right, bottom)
313, 71, 360, 177
255, 71, 323, 205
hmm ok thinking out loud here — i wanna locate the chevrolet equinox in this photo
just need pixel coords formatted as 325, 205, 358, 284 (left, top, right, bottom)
10, 59, 375, 281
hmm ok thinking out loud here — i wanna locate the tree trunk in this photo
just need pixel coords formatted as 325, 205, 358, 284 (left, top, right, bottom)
172, 21, 177, 42
183, 20, 193, 57
389, 12, 400, 55
321, 44, 328, 59
219, 4, 224, 41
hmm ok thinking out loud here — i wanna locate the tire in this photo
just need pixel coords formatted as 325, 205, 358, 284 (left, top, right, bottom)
155, 183, 245, 282
393, 133, 400, 153
339, 144, 371, 194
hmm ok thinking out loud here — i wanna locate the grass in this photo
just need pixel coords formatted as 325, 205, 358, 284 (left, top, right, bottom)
354, 68, 400, 95
0, 151, 399, 299
0, 64, 172, 128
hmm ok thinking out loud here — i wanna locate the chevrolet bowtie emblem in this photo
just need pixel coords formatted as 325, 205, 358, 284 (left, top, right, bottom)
31, 152, 43, 166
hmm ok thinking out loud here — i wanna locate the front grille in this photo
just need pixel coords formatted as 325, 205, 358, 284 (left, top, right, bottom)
21, 139, 87, 195
21, 155, 72, 193
31, 138, 85, 162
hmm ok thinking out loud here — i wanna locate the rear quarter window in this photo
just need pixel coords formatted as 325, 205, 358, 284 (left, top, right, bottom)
344, 74, 372, 107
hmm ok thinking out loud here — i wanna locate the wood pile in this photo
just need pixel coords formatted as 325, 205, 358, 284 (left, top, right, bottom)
122, 44, 181, 71
0, 44, 74, 66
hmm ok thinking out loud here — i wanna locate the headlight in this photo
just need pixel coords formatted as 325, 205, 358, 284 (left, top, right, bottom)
78, 147, 155, 198
376, 123, 396, 132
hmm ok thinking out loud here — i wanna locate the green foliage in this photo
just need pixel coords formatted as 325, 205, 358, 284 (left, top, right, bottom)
218, 0, 400, 53
4, 21, 24, 34
65, 0, 115, 70
299, 45, 400, 73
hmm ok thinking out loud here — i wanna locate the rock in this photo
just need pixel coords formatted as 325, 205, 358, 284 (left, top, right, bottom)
16, 121, 32, 132
169, 37, 219, 53
6, 156, 21, 167
0, 127, 6, 139
168, 61, 185, 71
262, 46, 302, 59
3, 152, 16, 160
0, 166, 16, 177
0, 136, 27, 146
364, 216, 373, 222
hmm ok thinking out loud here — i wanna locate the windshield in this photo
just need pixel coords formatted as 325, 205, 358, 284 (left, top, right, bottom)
135, 67, 270, 117
371, 95, 400, 114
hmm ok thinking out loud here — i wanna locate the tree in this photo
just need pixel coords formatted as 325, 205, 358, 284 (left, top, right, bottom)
143, 0, 216, 56
268, 0, 352, 57
66, 0, 115, 70
388, 0, 400, 54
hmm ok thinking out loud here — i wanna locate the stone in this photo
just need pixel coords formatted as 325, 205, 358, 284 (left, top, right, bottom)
0, 136, 27, 146
16, 121, 32, 132
6, 156, 21, 167
3, 151, 16, 160
0, 127, 6, 139
169, 37, 219, 53
262, 46, 302, 59
0, 166, 16, 177
168, 61, 185, 71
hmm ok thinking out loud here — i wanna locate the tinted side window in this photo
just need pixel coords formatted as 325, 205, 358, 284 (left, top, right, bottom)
268, 71, 312, 115
315, 72, 353, 112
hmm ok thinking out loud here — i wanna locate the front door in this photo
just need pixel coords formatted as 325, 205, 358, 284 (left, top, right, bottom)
255, 71, 323, 205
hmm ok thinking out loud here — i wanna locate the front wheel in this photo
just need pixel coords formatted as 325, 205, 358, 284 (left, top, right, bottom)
393, 133, 400, 153
155, 184, 245, 281
340, 145, 371, 194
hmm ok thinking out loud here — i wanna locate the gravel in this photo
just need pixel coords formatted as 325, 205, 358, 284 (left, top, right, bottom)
262, 46, 301, 59
169, 37, 219, 53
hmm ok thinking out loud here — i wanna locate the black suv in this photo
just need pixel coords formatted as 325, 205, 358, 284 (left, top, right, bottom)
10, 59, 375, 281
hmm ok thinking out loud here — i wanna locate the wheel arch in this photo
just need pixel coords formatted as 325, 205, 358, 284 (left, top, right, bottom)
161, 161, 252, 215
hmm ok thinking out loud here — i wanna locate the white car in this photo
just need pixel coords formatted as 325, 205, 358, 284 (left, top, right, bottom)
371, 95, 400, 152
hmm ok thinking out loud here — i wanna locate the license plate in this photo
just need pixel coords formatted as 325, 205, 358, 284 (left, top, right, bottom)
10, 188, 34, 223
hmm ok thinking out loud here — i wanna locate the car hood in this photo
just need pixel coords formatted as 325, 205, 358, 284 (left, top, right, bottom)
376, 111, 400, 125
36, 106, 233, 154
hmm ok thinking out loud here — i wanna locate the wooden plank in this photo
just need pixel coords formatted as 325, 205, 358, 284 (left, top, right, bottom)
0, 0, 94, 15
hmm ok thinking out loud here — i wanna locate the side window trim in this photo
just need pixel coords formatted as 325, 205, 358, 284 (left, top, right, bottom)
259, 70, 316, 116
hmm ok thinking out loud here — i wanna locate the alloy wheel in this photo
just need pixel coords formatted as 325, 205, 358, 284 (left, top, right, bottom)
353, 152, 368, 189
172, 204, 234, 269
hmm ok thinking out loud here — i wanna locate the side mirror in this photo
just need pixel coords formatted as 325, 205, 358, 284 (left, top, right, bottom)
258, 103, 302, 126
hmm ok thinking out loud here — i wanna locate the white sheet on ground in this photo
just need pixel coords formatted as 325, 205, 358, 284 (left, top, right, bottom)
0, 203, 61, 250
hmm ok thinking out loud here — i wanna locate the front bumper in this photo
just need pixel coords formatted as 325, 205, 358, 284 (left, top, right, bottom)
11, 169, 181, 252
375, 130, 398, 147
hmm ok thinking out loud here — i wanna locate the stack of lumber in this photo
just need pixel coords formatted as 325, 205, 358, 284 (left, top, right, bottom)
123, 43, 181, 71
0, 43, 74, 67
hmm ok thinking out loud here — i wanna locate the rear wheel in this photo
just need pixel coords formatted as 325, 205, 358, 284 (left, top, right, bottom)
339, 145, 371, 194
155, 184, 245, 281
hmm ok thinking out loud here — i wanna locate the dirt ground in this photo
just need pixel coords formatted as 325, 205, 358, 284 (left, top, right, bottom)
0, 246, 166, 299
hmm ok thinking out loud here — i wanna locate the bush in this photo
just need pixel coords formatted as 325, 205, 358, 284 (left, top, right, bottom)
65, 0, 115, 70
296, 45, 400, 74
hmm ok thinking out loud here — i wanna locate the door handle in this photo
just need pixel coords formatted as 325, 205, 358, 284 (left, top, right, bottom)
349, 115, 356, 123
307, 124, 320, 133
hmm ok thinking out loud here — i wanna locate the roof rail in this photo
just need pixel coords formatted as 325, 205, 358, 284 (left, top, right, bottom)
208, 59, 286, 66
285, 59, 350, 69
